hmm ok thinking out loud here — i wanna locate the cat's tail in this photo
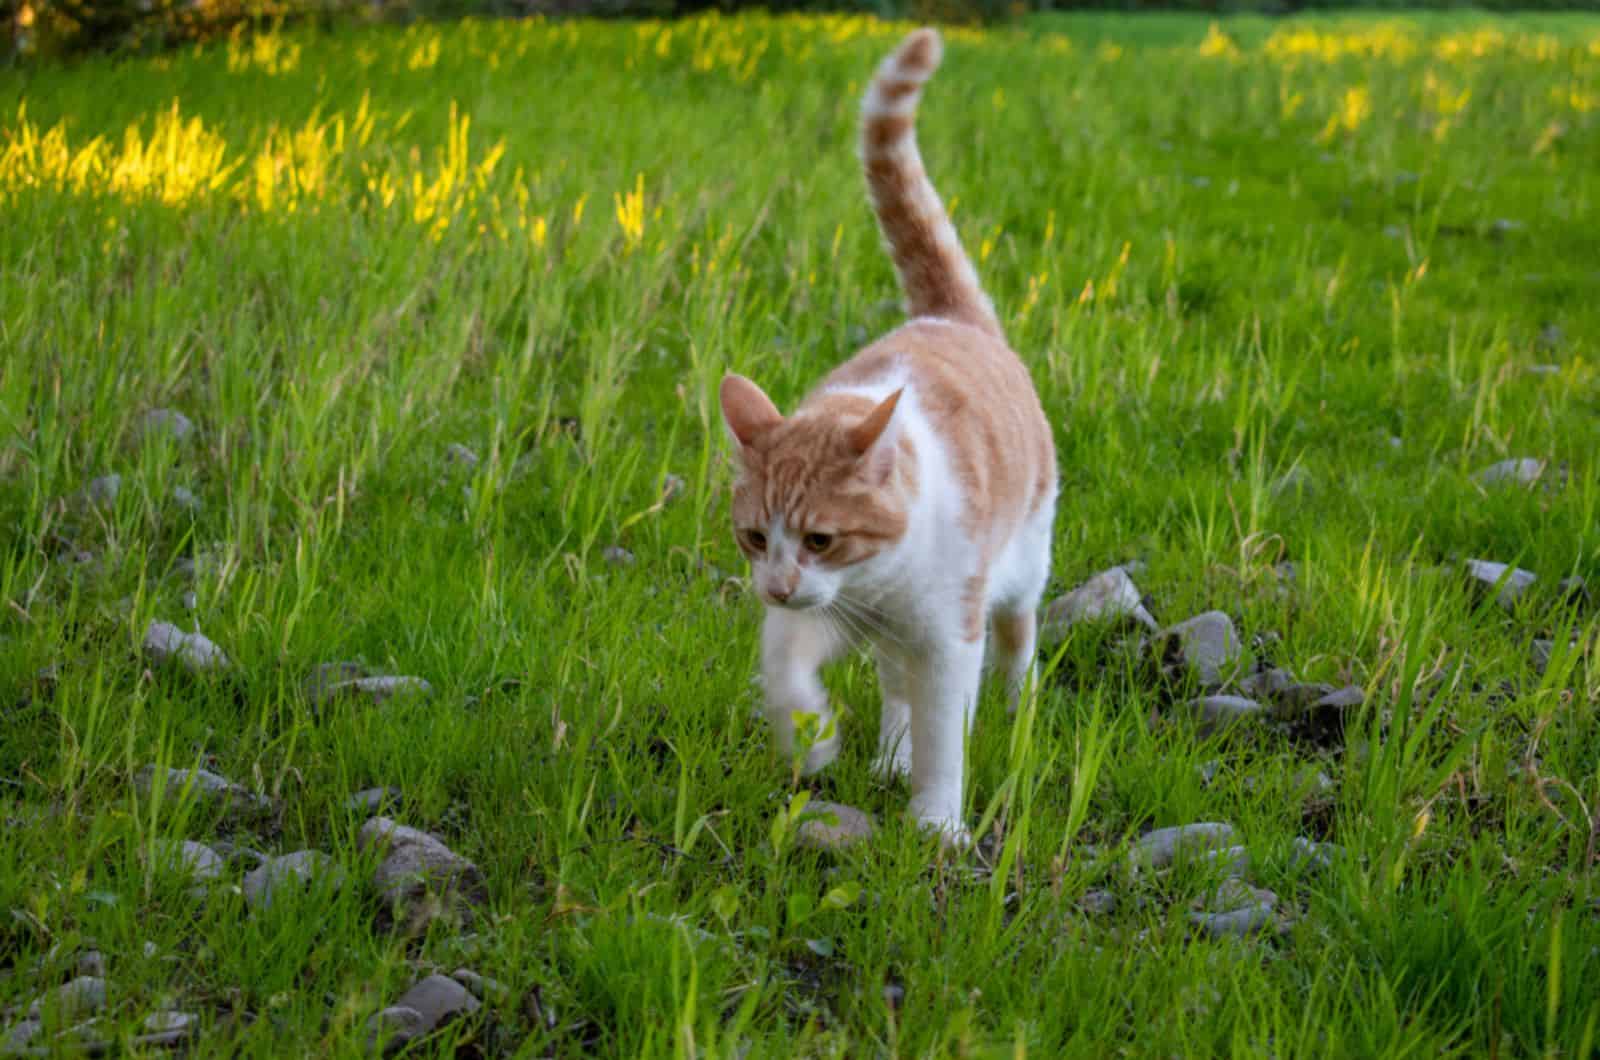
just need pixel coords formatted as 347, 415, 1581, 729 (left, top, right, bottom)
860, 29, 1002, 338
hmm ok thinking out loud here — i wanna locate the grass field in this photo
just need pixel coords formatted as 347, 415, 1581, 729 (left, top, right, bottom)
3, 9, 1600, 1056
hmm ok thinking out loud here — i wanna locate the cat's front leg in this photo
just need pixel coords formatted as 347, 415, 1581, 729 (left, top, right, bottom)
761, 608, 850, 776
871, 645, 913, 782
905, 635, 984, 845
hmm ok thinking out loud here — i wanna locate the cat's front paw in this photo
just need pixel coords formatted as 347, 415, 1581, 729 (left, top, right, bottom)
910, 812, 971, 851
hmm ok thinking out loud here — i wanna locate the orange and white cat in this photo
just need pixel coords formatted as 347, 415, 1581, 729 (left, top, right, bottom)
719, 29, 1057, 842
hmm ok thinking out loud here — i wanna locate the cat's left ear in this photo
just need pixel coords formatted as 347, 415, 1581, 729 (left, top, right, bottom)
720, 374, 783, 453
848, 388, 903, 484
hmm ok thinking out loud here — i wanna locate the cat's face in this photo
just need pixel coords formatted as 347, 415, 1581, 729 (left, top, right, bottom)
720, 376, 911, 611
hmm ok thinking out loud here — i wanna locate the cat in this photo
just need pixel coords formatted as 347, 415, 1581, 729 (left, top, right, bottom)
718, 28, 1057, 843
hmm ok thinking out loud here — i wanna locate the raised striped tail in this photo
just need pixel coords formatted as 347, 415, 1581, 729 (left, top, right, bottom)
859, 29, 1001, 338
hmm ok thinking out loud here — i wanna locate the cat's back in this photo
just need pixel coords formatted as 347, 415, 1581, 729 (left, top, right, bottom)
820, 318, 1056, 528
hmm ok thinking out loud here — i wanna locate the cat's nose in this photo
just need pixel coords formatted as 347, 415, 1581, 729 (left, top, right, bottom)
767, 585, 793, 604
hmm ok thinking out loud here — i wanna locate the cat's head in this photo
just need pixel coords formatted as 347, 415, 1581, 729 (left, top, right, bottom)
718, 374, 913, 611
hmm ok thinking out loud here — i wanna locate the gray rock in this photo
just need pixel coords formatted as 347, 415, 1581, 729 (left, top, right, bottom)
1182, 695, 1264, 737
143, 621, 230, 673
1190, 898, 1281, 939
445, 443, 480, 469
1207, 878, 1277, 915
85, 474, 121, 508
1041, 567, 1158, 643
1476, 458, 1545, 488
2, 1019, 41, 1054
1131, 822, 1235, 870
134, 766, 271, 817
1276, 682, 1338, 711
27, 977, 106, 1023
170, 486, 200, 513
395, 974, 480, 1025
75, 951, 107, 978
449, 969, 508, 1004
345, 788, 402, 814
1155, 612, 1242, 687
1557, 576, 1589, 609
1288, 837, 1342, 874
795, 801, 875, 853
1532, 639, 1558, 675
1200, 846, 1251, 878
1526, 364, 1561, 377
1078, 889, 1118, 916
603, 545, 636, 567
1273, 685, 1361, 747
1237, 668, 1295, 701
138, 409, 195, 445
1537, 323, 1564, 350
242, 850, 345, 911
1291, 769, 1336, 798
147, 839, 223, 883
1195, 759, 1222, 786
1465, 559, 1536, 609
304, 662, 368, 707
331, 676, 433, 705
135, 1010, 199, 1046
661, 473, 687, 502
366, 1005, 428, 1056
181, 590, 198, 611
359, 818, 487, 933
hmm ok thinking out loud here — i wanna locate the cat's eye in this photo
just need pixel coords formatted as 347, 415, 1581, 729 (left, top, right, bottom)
802, 533, 834, 554
743, 530, 768, 552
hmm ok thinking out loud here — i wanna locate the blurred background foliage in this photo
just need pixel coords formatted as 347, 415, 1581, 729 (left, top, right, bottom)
4, 0, 1597, 66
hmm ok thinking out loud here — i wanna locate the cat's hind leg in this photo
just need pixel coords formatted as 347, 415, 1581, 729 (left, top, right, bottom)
993, 511, 1053, 714
761, 607, 853, 776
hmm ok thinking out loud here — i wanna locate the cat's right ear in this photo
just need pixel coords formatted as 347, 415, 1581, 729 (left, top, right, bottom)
719, 374, 783, 452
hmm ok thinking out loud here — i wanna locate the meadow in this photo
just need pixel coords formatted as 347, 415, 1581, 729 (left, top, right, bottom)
2, 9, 1600, 1056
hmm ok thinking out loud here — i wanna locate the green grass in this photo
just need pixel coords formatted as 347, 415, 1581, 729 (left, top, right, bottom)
3, 10, 1599, 1057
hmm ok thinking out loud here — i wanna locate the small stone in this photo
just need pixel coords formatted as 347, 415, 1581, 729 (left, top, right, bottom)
304, 661, 368, 707
445, 443, 480, 469
359, 818, 487, 934
1200, 846, 1251, 878
1190, 888, 1281, 939
1041, 567, 1158, 644
603, 545, 636, 567
795, 801, 875, 852
1464, 559, 1537, 610
1078, 889, 1118, 916
170, 486, 200, 513
1288, 837, 1342, 874
141, 1011, 198, 1039
1291, 769, 1336, 797
335, 676, 433, 704
147, 839, 224, 883
242, 850, 345, 911
449, 969, 507, 1004
346, 787, 402, 814
138, 409, 195, 444
85, 474, 121, 507
1490, 218, 1523, 236
1526, 364, 1561, 377
134, 766, 271, 816
181, 590, 198, 611
1207, 878, 1277, 914
393, 974, 480, 1029
1238, 668, 1294, 700
1273, 685, 1361, 747
1182, 695, 1263, 737
143, 620, 231, 673
882, 982, 905, 1010
1131, 822, 1235, 870
28, 976, 107, 1023
661, 473, 686, 502
1155, 612, 1242, 688
1476, 458, 1545, 488
75, 951, 107, 978
2, 1019, 41, 1054
367, 1005, 428, 1056
1537, 323, 1564, 350
1195, 759, 1221, 786
1557, 576, 1589, 609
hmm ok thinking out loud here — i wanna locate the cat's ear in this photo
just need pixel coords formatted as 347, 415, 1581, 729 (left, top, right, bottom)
719, 374, 783, 450
848, 388, 903, 483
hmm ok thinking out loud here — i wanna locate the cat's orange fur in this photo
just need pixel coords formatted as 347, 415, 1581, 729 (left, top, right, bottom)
719, 28, 1058, 842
